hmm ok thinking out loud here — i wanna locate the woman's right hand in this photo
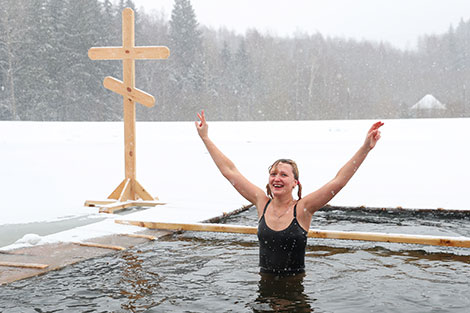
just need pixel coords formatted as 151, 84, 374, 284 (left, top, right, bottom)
195, 110, 209, 139
363, 121, 384, 150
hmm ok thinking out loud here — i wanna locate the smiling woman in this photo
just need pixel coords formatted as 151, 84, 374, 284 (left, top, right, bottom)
195, 110, 384, 274
266, 159, 302, 201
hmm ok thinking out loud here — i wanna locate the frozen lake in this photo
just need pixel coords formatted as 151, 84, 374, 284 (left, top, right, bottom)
0, 118, 469, 248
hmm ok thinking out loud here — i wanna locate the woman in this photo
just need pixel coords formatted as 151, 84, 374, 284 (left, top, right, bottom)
195, 110, 384, 275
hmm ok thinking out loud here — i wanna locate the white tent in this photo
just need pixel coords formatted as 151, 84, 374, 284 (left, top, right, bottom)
410, 94, 446, 110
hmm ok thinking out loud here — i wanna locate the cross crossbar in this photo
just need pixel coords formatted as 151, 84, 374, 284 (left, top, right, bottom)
88, 46, 170, 60
103, 76, 155, 107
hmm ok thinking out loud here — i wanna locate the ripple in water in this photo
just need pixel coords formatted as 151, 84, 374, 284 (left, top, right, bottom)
1, 207, 470, 312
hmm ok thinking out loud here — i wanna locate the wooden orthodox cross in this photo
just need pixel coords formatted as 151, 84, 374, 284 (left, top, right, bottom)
85, 8, 169, 213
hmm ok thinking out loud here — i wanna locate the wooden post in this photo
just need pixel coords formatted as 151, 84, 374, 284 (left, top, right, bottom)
85, 8, 170, 212
123, 9, 136, 198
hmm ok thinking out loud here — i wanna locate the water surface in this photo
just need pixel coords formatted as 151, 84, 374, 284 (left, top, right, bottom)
1, 207, 469, 312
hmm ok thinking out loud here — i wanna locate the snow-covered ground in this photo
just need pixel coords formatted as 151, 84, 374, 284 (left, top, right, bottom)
1, 118, 469, 249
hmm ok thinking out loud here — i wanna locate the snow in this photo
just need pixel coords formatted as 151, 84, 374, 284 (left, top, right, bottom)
1, 118, 469, 250
15, 234, 42, 245
411, 94, 446, 110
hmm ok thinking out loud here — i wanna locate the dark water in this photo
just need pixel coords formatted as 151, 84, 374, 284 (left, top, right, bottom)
1, 208, 470, 312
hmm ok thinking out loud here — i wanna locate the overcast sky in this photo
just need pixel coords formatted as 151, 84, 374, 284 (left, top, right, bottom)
131, 0, 470, 50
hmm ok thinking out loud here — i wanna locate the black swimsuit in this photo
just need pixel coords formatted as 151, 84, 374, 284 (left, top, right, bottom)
257, 199, 308, 274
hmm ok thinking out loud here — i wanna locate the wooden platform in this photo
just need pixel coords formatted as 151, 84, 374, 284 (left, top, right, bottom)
0, 204, 251, 286
0, 230, 168, 285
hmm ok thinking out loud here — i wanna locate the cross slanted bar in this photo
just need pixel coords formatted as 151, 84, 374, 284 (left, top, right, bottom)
85, 8, 169, 213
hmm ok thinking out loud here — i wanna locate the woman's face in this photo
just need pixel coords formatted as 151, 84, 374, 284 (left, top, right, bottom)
268, 162, 298, 198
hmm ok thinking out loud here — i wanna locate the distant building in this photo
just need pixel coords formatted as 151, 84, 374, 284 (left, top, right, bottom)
410, 94, 447, 118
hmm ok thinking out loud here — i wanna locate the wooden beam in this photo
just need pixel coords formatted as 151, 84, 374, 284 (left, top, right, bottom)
99, 202, 135, 214
122, 8, 137, 187
123, 95, 136, 183
122, 8, 134, 48
103, 76, 155, 107
114, 220, 470, 248
75, 242, 126, 251
120, 233, 157, 240
132, 46, 170, 59
117, 178, 132, 202
84, 200, 117, 207
88, 46, 169, 60
108, 178, 128, 200
134, 179, 155, 201
307, 229, 470, 248
98, 200, 164, 214
116, 220, 258, 235
0, 261, 49, 269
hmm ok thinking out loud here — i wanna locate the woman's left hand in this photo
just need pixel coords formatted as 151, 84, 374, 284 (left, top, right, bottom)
364, 121, 384, 150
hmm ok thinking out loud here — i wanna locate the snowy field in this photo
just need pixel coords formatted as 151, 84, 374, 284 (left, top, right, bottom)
0, 118, 469, 249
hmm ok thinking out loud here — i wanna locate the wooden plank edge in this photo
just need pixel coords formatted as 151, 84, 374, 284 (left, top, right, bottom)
115, 220, 258, 235
0, 261, 49, 269
74, 242, 126, 251
99, 202, 135, 214
308, 229, 470, 248
97, 201, 165, 214
114, 220, 470, 248
322, 204, 470, 215
85, 200, 117, 207
119, 233, 156, 241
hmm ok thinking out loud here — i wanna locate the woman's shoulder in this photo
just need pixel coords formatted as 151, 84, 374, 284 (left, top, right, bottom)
295, 198, 313, 217
254, 195, 271, 216
255, 196, 270, 209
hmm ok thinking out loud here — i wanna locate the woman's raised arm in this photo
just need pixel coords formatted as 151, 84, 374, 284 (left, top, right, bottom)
301, 121, 384, 214
195, 111, 267, 209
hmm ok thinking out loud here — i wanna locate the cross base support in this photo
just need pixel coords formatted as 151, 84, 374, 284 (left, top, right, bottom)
85, 178, 165, 213
84, 199, 165, 214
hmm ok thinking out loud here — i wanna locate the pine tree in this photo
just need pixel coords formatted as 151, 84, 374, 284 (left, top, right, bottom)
135, 9, 170, 121
60, 0, 108, 120
0, 0, 31, 120
21, 0, 64, 120
168, 0, 204, 120
0, 2, 11, 119
233, 38, 255, 120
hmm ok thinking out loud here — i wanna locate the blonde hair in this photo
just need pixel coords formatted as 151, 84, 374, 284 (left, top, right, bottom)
266, 159, 302, 200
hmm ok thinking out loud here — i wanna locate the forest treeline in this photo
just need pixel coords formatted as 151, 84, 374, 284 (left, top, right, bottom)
1, 0, 469, 121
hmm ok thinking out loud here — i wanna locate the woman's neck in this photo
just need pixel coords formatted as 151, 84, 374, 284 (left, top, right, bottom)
271, 196, 295, 208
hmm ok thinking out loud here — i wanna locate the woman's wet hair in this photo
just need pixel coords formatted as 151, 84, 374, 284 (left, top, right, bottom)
266, 159, 302, 200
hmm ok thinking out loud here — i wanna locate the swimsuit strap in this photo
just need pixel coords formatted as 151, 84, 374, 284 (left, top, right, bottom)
262, 199, 299, 218
262, 199, 272, 217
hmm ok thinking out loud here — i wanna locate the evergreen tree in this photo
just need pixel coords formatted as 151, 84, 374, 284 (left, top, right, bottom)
168, 0, 204, 120
217, 40, 234, 119
135, 9, 170, 121
0, 0, 31, 120
233, 38, 255, 120
60, 0, 108, 120
0, 1, 10, 119
22, 0, 64, 120
1, 0, 470, 121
